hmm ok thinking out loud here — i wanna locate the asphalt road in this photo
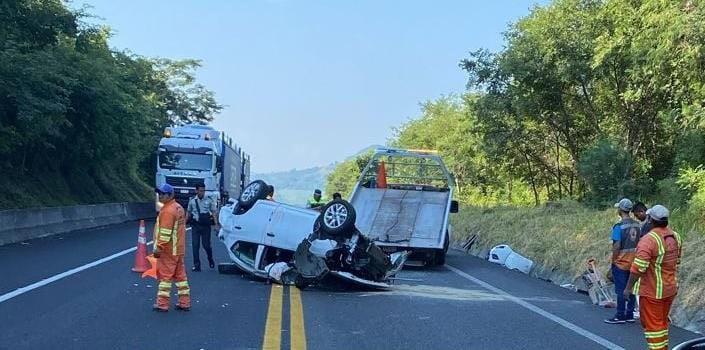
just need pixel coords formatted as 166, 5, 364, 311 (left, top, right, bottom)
0, 220, 700, 350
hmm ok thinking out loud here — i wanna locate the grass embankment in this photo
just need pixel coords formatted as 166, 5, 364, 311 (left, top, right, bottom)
451, 202, 705, 333
0, 170, 152, 210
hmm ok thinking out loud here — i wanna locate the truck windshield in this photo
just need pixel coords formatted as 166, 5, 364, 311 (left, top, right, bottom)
159, 152, 212, 171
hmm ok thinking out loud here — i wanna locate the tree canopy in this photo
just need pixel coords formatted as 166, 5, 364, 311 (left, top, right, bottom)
0, 0, 222, 208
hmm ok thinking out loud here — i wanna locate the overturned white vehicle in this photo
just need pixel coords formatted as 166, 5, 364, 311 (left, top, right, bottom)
217, 180, 408, 289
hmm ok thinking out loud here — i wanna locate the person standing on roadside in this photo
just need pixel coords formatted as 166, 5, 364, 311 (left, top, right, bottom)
605, 198, 642, 324
625, 205, 682, 350
187, 183, 219, 271
633, 201, 652, 238
153, 184, 190, 312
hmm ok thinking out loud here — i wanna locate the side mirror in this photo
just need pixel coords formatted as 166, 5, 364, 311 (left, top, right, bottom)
450, 200, 459, 213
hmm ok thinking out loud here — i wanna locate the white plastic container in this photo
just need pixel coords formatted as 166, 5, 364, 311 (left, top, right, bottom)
488, 245, 513, 265
504, 251, 534, 274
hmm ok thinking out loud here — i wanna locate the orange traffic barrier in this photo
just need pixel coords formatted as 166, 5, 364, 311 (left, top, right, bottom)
376, 160, 388, 189
141, 255, 158, 279
131, 220, 150, 273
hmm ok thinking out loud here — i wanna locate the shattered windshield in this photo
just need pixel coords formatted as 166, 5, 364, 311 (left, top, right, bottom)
158, 151, 212, 171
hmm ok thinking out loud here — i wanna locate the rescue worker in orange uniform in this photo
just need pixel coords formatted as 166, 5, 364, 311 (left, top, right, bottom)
625, 205, 682, 350
153, 184, 191, 312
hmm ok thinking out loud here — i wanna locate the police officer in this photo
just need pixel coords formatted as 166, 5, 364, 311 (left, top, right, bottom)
187, 183, 219, 271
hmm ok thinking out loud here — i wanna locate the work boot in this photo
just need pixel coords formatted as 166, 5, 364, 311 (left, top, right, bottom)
152, 304, 168, 312
175, 304, 191, 312
209, 258, 215, 269
192, 265, 201, 272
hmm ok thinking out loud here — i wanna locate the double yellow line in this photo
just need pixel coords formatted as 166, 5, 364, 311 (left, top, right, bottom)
262, 285, 307, 350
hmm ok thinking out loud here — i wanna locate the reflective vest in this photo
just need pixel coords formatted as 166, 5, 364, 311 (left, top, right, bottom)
613, 218, 641, 270
307, 197, 324, 208
631, 227, 682, 299
153, 199, 187, 255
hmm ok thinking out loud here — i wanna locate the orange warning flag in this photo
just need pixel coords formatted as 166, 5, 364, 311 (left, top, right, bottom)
141, 255, 158, 279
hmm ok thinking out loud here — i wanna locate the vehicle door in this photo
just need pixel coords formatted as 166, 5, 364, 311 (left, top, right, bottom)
265, 205, 319, 250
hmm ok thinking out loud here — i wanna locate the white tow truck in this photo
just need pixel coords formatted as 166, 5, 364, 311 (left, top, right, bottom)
349, 148, 458, 265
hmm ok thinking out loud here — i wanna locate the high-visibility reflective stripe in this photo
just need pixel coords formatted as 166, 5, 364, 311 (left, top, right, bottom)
175, 281, 189, 287
158, 235, 171, 242
645, 330, 668, 338
159, 282, 172, 288
153, 217, 161, 250
177, 289, 190, 295
647, 340, 668, 349
633, 279, 641, 294
158, 291, 170, 297
158, 228, 172, 235
634, 258, 649, 266
650, 232, 665, 299
172, 220, 179, 253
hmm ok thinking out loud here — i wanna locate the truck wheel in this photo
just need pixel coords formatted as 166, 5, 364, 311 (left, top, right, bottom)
432, 231, 450, 266
239, 180, 268, 211
319, 199, 356, 237
434, 250, 447, 266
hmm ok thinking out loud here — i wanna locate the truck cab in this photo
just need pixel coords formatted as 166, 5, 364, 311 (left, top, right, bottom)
155, 124, 250, 211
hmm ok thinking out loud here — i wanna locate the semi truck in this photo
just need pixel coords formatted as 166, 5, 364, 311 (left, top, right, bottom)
155, 124, 250, 210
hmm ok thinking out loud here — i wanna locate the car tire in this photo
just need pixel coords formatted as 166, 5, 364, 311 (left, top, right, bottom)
319, 199, 356, 237
239, 180, 269, 211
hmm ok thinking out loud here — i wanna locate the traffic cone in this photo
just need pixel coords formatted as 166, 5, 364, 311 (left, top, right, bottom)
131, 220, 150, 272
376, 160, 387, 189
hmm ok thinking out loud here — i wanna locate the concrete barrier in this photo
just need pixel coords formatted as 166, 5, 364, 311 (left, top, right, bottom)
0, 202, 156, 246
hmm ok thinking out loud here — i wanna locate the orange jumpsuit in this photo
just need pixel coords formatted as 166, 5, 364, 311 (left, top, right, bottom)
153, 199, 190, 311
630, 227, 682, 350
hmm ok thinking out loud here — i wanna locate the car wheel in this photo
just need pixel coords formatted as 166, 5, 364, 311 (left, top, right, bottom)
319, 199, 356, 236
239, 180, 268, 211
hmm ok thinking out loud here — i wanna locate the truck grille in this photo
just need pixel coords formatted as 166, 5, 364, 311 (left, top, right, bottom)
165, 176, 204, 187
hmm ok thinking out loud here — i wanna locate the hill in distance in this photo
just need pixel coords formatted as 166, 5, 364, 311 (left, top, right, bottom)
252, 144, 383, 206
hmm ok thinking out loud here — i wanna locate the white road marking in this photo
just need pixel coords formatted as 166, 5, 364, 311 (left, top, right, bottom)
0, 227, 191, 304
446, 264, 625, 350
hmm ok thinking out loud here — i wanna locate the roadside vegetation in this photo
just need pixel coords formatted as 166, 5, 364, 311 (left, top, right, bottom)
0, 0, 221, 209
326, 0, 705, 332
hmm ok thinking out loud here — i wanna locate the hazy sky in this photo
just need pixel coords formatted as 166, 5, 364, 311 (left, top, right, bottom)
78, 0, 544, 173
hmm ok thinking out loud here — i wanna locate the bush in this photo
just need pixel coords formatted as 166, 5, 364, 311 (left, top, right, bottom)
577, 139, 632, 204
